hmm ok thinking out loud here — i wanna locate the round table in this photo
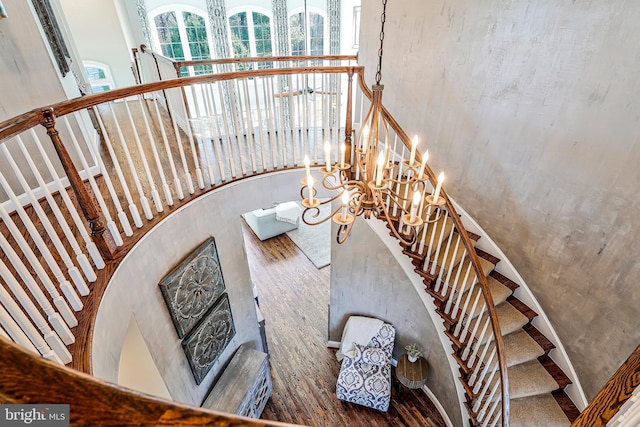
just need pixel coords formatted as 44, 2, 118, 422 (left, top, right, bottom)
396, 353, 429, 393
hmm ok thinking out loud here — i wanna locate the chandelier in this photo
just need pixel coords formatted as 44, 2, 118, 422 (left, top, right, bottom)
299, 0, 445, 245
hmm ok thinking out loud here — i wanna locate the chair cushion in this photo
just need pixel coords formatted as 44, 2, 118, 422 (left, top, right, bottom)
353, 343, 388, 366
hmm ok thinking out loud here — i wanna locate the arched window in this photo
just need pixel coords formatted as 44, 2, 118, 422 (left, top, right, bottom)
150, 8, 212, 76
289, 10, 326, 57
228, 9, 273, 69
83, 61, 115, 93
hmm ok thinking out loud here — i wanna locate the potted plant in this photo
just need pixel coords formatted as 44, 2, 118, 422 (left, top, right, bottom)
405, 343, 423, 363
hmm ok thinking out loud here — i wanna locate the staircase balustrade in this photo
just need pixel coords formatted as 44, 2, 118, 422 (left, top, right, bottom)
0, 54, 527, 426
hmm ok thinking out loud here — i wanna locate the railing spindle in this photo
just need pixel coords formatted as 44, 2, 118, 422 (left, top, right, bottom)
93, 106, 141, 233
122, 100, 162, 216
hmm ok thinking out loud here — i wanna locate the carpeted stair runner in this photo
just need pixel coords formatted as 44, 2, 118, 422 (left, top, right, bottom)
401, 211, 576, 426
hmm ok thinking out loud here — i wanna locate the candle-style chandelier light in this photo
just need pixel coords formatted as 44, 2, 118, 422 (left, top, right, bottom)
300, 0, 445, 244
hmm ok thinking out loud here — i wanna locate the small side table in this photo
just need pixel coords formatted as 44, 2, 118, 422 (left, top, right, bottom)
396, 353, 429, 398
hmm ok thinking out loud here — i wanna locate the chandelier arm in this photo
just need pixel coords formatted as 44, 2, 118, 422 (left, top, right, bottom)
321, 173, 353, 191
336, 193, 365, 244
383, 190, 411, 217
377, 195, 416, 246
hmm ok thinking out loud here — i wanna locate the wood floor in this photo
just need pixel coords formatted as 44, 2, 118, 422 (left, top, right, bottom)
240, 221, 447, 427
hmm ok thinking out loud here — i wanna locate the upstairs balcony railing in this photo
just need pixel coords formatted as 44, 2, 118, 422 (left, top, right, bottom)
0, 54, 511, 426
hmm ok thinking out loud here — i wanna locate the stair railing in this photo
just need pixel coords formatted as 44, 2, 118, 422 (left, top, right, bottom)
355, 73, 510, 426
572, 345, 640, 427
0, 335, 295, 427
0, 55, 507, 425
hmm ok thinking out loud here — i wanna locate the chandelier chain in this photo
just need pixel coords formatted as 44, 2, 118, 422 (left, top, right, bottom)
375, 0, 387, 85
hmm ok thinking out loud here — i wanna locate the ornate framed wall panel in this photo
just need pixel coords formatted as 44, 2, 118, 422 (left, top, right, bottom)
159, 237, 226, 338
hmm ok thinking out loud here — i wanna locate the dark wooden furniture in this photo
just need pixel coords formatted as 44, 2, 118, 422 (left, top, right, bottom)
202, 345, 272, 419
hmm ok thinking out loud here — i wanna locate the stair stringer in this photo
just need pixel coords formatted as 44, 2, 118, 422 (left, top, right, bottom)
364, 216, 471, 427
449, 198, 588, 410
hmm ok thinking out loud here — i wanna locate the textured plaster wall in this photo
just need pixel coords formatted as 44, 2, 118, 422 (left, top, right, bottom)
359, 0, 640, 399
92, 170, 310, 406
329, 218, 462, 427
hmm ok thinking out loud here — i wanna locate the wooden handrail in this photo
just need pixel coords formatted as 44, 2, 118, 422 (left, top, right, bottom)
355, 73, 510, 426
0, 336, 298, 426
0, 65, 364, 142
572, 345, 640, 427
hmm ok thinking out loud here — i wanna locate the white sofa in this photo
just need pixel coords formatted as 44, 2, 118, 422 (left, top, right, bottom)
244, 203, 300, 241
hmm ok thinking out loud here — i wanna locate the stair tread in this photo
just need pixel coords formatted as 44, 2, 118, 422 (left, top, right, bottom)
504, 330, 545, 367
460, 275, 513, 319
510, 394, 570, 427
469, 301, 528, 341
448, 256, 495, 294
418, 211, 454, 246
508, 360, 559, 399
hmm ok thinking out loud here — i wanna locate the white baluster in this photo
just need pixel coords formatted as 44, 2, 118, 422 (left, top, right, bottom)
179, 87, 205, 189
0, 285, 67, 363
252, 77, 267, 172
454, 286, 482, 337
242, 79, 258, 173
435, 224, 456, 291
430, 214, 449, 277
0, 174, 84, 312
0, 257, 74, 347
121, 101, 156, 219
464, 316, 491, 362
203, 83, 226, 182
29, 129, 108, 264
92, 107, 137, 236
312, 73, 319, 162
424, 207, 441, 270
263, 77, 278, 170
278, 79, 288, 168
0, 231, 76, 335
217, 82, 237, 179
0, 303, 39, 355
442, 235, 462, 302
473, 362, 498, 412
188, 85, 215, 186
14, 137, 97, 281
478, 372, 501, 423
136, 95, 172, 207
228, 81, 248, 176
1, 144, 90, 293
162, 97, 194, 195
150, 97, 181, 202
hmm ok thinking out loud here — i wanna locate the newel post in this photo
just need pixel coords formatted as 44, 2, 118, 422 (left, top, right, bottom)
42, 108, 116, 260
344, 69, 354, 179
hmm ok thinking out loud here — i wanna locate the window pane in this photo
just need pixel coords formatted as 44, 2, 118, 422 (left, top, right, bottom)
229, 12, 250, 58
309, 12, 324, 55
183, 11, 210, 62
290, 12, 305, 56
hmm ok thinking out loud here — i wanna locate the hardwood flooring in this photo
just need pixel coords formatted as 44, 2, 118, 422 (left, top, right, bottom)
241, 221, 447, 427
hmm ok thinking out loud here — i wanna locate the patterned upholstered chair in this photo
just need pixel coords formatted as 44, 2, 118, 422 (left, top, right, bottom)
335, 316, 396, 411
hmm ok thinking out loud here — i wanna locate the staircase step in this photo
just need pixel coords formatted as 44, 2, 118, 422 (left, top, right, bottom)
510, 394, 571, 427
431, 232, 467, 271
458, 275, 514, 320
508, 360, 560, 399
418, 212, 455, 248
448, 256, 495, 295
503, 330, 545, 367
467, 302, 529, 343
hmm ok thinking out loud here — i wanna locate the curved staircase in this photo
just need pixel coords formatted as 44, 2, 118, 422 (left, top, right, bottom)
0, 54, 599, 426
396, 211, 579, 426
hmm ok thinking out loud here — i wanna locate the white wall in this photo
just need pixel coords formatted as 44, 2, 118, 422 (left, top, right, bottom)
0, 0, 69, 121
329, 217, 463, 426
92, 170, 313, 406
359, 0, 640, 400
118, 316, 173, 400
59, 0, 135, 89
